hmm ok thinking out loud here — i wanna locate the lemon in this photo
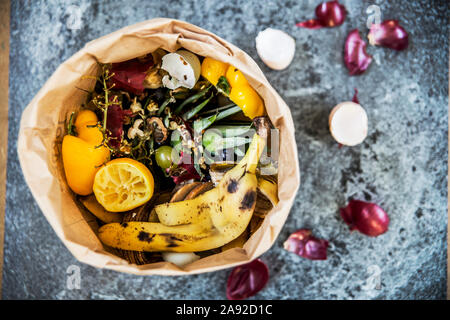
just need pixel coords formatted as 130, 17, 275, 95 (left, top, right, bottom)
93, 158, 154, 212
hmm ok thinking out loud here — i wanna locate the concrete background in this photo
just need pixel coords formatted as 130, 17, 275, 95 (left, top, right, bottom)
3, 0, 448, 299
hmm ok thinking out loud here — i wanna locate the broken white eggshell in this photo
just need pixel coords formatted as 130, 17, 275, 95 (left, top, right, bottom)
161, 50, 201, 89
255, 28, 296, 70
329, 101, 368, 146
162, 252, 201, 267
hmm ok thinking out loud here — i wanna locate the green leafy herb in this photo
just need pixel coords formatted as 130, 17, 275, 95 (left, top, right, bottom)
216, 76, 231, 95
157, 96, 173, 116
192, 105, 242, 133
203, 135, 251, 154
215, 105, 242, 121
193, 114, 217, 133
182, 93, 214, 121
206, 124, 252, 138
174, 85, 212, 114
198, 103, 235, 116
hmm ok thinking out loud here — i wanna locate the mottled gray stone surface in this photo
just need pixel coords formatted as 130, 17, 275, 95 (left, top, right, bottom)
3, 0, 448, 299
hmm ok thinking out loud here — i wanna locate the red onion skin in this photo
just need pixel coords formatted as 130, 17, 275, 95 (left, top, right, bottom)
172, 163, 201, 184
283, 229, 329, 260
226, 259, 269, 300
296, 0, 346, 29
368, 20, 409, 51
110, 57, 154, 95
315, 1, 347, 27
352, 88, 359, 104
340, 200, 390, 237
171, 151, 201, 184
345, 29, 373, 76
106, 103, 133, 149
296, 19, 323, 29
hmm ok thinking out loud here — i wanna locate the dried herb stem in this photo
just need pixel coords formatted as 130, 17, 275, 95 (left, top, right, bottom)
67, 112, 76, 136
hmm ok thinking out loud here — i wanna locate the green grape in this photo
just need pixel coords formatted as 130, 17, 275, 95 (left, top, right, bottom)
155, 146, 173, 170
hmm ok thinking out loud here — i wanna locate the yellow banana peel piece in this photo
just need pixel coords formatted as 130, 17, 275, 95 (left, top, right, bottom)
80, 195, 123, 224
257, 176, 279, 206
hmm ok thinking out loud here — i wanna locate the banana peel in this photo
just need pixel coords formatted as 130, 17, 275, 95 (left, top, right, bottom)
116, 193, 173, 265
258, 176, 278, 206
80, 195, 123, 224
221, 228, 248, 251
221, 177, 277, 251
99, 122, 268, 252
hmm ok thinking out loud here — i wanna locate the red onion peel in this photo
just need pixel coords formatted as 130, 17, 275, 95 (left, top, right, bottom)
340, 200, 390, 237
106, 102, 133, 149
344, 29, 373, 76
171, 151, 201, 184
172, 162, 201, 184
368, 20, 409, 51
352, 88, 359, 104
296, 1, 347, 29
283, 229, 329, 260
110, 56, 154, 95
226, 259, 269, 300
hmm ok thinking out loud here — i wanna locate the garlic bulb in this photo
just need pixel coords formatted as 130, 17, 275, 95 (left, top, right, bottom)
161, 50, 201, 89
255, 28, 296, 70
329, 101, 368, 146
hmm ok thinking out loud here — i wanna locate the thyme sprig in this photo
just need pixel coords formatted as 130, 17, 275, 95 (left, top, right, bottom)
89, 64, 121, 154
67, 112, 76, 136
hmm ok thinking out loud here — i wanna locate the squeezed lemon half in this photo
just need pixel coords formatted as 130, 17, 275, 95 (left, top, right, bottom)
93, 158, 154, 212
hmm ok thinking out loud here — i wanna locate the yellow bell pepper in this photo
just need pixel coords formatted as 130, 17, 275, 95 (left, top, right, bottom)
200, 57, 229, 86
229, 84, 265, 119
201, 57, 265, 119
226, 66, 265, 119
62, 110, 110, 195
225, 66, 248, 88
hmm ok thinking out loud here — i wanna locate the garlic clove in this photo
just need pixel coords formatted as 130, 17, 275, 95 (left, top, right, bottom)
127, 119, 145, 139
162, 252, 200, 267
161, 50, 201, 89
329, 101, 368, 146
130, 100, 143, 114
255, 28, 296, 70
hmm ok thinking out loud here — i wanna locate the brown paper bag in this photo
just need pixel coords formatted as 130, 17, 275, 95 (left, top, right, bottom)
17, 18, 300, 275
